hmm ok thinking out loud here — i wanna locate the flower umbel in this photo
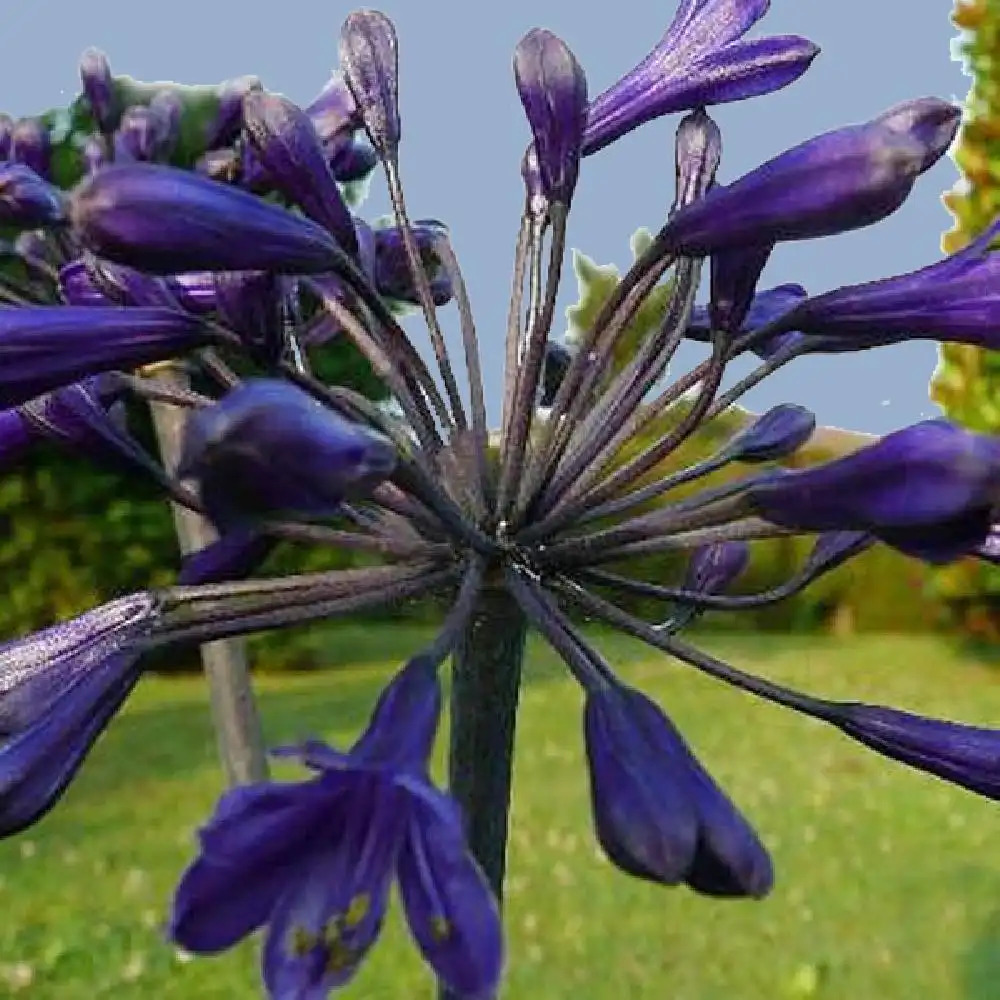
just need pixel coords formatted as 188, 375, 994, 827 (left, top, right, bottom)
0, 4, 995, 1000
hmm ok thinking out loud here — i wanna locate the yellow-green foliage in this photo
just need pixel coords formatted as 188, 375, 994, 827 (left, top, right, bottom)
931, 0, 1000, 636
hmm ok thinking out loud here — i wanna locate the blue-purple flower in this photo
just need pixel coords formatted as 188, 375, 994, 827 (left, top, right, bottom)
177, 379, 397, 529
0, 162, 64, 228
0, 593, 158, 836
583, 0, 818, 155
170, 654, 503, 998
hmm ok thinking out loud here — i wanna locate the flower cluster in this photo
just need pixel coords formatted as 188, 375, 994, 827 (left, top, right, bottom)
0, 2, 996, 998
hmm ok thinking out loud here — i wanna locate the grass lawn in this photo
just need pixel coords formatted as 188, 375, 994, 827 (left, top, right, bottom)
2, 626, 1000, 1000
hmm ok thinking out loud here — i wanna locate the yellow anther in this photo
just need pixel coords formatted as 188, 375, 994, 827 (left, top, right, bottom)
322, 918, 342, 947
430, 916, 451, 942
286, 924, 316, 958
343, 893, 370, 928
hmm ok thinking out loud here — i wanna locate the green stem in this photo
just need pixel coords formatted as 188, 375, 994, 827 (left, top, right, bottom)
441, 587, 527, 1000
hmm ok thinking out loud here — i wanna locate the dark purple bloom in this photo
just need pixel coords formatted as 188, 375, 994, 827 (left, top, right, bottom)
242, 90, 357, 253
720, 403, 815, 463
70, 164, 352, 275
0, 114, 13, 160
59, 258, 182, 310
673, 108, 722, 212
328, 138, 378, 183
767, 217, 1000, 352
82, 135, 107, 175
117, 104, 164, 163
747, 420, 1000, 563
833, 703, 1000, 800
80, 48, 116, 133
0, 162, 64, 228
709, 243, 773, 333
177, 379, 397, 529
18, 375, 171, 485
205, 75, 262, 150
541, 341, 572, 407
304, 72, 360, 147
178, 530, 276, 585
212, 270, 283, 364
372, 220, 452, 306
148, 91, 183, 158
0, 305, 207, 407
0, 407, 38, 471
0, 593, 157, 836
660, 100, 960, 256
687, 282, 807, 352
682, 541, 749, 596
339, 10, 401, 156
10, 119, 51, 180
583, 0, 818, 156
513, 29, 588, 206
873, 97, 962, 172
584, 681, 772, 896
170, 654, 503, 998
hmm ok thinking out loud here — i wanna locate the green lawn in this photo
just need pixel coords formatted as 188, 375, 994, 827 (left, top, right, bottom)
2, 626, 1000, 1000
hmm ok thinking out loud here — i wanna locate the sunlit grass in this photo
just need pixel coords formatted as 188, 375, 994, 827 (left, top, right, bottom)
2, 626, 999, 999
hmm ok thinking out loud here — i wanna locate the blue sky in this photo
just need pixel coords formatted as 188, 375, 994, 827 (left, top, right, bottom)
0, 0, 969, 434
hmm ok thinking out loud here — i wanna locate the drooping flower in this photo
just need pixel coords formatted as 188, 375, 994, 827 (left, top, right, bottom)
584, 681, 772, 897
340, 10, 401, 157
10, 119, 51, 180
177, 379, 397, 529
79, 48, 116, 133
583, 0, 819, 155
746, 420, 1000, 562
0, 593, 158, 836
0, 162, 65, 228
170, 654, 503, 999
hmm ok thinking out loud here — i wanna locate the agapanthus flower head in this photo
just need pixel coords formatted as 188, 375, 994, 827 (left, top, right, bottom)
661, 99, 960, 255
70, 163, 353, 275
0, 162, 65, 228
242, 90, 358, 253
583, 0, 819, 156
747, 420, 1000, 562
177, 378, 397, 529
513, 29, 588, 207
0, 593, 158, 836
339, 9, 401, 157
584, 681, 772, 896
79, 48, 116, 133
170, 653, 503, 998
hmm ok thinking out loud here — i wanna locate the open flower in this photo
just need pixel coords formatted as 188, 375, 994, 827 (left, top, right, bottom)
170, 654, 503, 999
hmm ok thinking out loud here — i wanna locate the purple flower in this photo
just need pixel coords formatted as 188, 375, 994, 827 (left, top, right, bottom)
513, 29, 588, 207
205, 75, 262, 150
673, 108, 722, 212
177, 379, 397, 529
686, 282, 807, 352
747, 420, 1000, 563
70, 164, 352, 275
0, 306, 207, 407
372, 220, 452, 306
720, 403, 815, 463
0, 162, 64, 229
340, 10, 401, 157
80, 48, 116, 133
114, 106, 161, 163
82, 135, 107, 175
328, 138, 378, 183
584, 682, 772, 896
304, 72, 360, 147
708, 243, 774, 334
178, 531, 276, 586
833, 703, 1000, 800
170, 655, 503, 998
242, 90, 357, 253
768, 217, 1000, 352
583, 0, 818, 156
541, 341, 572, 408
0, 593, 158, 836
660, 99, 960, 256
682, 541, 749, 596
212, 270, 283, 363
10, 119, 51, 180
